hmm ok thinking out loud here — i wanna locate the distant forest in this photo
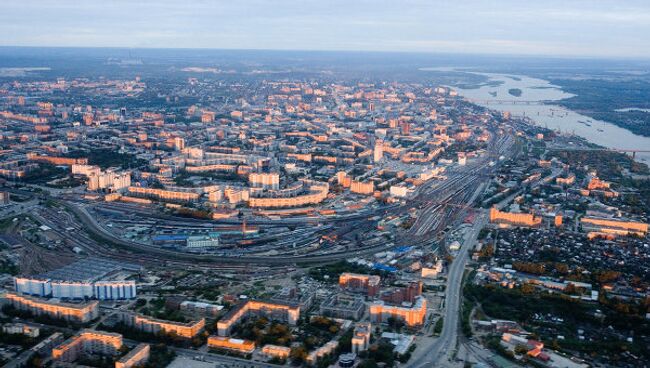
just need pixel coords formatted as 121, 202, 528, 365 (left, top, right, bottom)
550, 78, 650, 137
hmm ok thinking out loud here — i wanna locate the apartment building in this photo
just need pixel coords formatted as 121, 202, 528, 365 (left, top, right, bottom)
52, 330, 122, 362
4, 292, 99, 323
217, 300, 300, 336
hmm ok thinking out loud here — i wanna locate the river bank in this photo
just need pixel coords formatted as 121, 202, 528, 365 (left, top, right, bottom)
421, 68, 650, 162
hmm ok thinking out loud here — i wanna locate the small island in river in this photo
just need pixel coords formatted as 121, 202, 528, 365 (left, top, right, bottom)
508, 88, 523, 97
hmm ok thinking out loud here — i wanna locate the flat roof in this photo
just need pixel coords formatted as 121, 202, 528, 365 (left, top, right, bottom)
167, 357, 215, 368
32, 257, 140, 282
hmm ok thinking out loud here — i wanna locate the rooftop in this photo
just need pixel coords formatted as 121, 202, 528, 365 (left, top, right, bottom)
33, 257, 140, 283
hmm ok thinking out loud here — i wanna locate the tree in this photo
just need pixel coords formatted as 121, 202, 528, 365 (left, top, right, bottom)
338, 328, 354, 353
514, 344, 528, 355
358, 360, 379, 368
290, 346, 307, 365
521, 283, 535, 294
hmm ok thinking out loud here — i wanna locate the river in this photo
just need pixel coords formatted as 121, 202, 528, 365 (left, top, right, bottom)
423, 69, 650, 162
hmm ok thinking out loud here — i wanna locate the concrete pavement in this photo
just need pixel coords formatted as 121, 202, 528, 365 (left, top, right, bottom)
407, 212, 488, 368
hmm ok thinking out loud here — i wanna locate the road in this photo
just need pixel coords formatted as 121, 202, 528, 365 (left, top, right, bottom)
4, 126, 516, 271
407, 212, 488, 368
49, 139, 507, 267
171, 347, 278, 368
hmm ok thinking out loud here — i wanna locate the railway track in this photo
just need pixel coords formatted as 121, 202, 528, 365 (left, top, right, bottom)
54, 199, 398, 266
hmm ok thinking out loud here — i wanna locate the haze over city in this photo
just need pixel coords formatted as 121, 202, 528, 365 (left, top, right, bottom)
0, 2, 649, 368
2, 0, 650, 58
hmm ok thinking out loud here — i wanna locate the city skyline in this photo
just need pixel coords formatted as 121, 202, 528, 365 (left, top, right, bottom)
0, 3, 649, 367
1, 0, 650, 59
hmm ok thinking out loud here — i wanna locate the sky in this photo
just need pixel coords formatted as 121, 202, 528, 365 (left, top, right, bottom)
1, 0, 650, 58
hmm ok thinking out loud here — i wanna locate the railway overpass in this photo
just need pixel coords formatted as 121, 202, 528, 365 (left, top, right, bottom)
548, 146, 650, 159
466, 98, 546, 105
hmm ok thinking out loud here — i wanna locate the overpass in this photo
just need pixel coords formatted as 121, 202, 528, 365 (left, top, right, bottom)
466, 98, 546, 105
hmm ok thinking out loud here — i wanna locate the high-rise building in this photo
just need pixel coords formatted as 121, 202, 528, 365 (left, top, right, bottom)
351, 322, 371, 353
369, 296, 427, 327
373, 140, 384, 163
249, 172, 280, 190
339, 273, 381, 296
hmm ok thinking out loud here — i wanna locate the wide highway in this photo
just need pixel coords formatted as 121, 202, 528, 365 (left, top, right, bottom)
407, 212, 488, 368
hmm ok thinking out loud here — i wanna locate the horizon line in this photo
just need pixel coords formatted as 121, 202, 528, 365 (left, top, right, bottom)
1, 45, 650, 63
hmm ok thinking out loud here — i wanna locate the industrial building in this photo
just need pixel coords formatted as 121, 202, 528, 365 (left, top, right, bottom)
186, 234, 220, 248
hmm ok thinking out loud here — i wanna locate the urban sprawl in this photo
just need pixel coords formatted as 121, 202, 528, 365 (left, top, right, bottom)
0, 68, 648, 368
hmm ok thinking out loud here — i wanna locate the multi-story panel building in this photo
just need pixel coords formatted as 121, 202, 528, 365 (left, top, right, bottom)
319, 294, 365, 321
217, 300, 300, 336
380, 281, 423, 305
127, 186, 200, 202
4, 293, 99, 323
52, 330, 122, 362
179, 300, 224, 317
369, 296, 427, 327
115, 343, 150, 368
350, 180, 374, 195
94, 281, 137, 300
489, 207, 542, 227
339, 273, 381, 297
122, 313, 205, 339
580, 217, 648, 237
207, 337, 255, 354
262, 344, 291, 359
306, 340, 338, 364
249, 172, 280, 190
248, 180, 329, 208
351, 322, 371, 353
26, 153, 88, 166
14, 278, 136, 301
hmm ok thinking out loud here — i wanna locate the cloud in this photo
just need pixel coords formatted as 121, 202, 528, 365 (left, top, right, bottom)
0, 0, 649, 58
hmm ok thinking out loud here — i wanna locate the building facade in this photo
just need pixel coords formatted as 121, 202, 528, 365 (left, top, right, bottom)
14, 277, 136, 300
124, 314, 205, 339
339, 273, 380, 296
4, 293, 99, 323
217, 300, 300, 336
52, 330, 122, 362
115, 343, 150, 368
369, 296, 427, 327
208, 336, 255, 354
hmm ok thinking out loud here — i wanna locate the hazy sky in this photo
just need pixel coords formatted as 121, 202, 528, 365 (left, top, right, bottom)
1, 0, 650, 58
